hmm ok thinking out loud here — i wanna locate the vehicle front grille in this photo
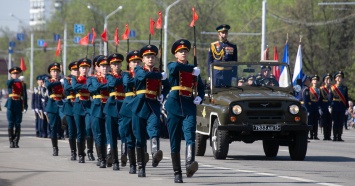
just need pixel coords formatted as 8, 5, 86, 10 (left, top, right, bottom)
246, 111, 283, 120
248, 102, 282, 108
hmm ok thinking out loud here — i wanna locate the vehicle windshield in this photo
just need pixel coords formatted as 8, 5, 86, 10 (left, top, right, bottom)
210, 62, 291, 89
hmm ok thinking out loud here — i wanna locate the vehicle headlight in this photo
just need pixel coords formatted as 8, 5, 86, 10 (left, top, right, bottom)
232, 105, 242, 115
289, 104, 299, 114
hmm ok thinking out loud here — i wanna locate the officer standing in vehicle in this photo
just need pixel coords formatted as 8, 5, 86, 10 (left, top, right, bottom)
165, 39, 205, 183
5, 67, 28, 148
319, 73, 332, 140
303, 75, 320, 140
207, 24, 238, 87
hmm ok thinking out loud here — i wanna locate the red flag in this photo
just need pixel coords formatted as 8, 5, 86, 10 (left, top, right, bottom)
55, 39, 61, 57
273, 46, 280, 80
122, 24, 130, 40
101, 28, 107, 42
189, 7, 199, 27
91, 28, 96, 44
114, 27, 119, 46
150, 18, 155, 35
263, 46, 269, 60
20, 57, 26, 72
156, 11, 162, 29
79, 33, 89, 45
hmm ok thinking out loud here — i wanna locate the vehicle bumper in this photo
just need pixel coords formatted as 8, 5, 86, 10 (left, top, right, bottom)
218, 124, 312, 131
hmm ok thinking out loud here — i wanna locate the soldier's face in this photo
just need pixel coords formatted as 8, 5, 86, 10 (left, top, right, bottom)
11, 73, 20, 79
218, 31, 228, 41
50, 70, 60, 78
100, 64, 110, 74
311, 79, 318, 85
129, 60, 142, 69
324, 78, 331, 85
71, 69, 78, 76
336, 76, 343, 83
79, 66, 89, 76
175, 49, 189, 63
142, 54, 156, 68
37, 80, 43, 86
110, 62, 121, 72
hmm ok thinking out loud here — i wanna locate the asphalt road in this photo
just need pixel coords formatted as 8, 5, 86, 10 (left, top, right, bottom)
1, 98, 355, 186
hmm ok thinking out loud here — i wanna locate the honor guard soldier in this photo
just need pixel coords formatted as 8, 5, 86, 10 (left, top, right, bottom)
89, 55, 110, 168
299, 75, 310, 104
44, 62, 64, 156
119, 50, 142, 174
32, 75, 43, 137
165, 39, 205, 183
131, 44, 169, 177
5, 67, 28, 148
319, 73, 333, 140
304, 75, 321, 140
63, 61, 79, 160
207, 24, 238, 87
329, 71, 349, 142
71, 58, 92, 163
104, 53, 125, 171
40, 74, 50, 138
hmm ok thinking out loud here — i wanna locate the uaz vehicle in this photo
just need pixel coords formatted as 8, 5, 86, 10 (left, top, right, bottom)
195, 61, 310, 161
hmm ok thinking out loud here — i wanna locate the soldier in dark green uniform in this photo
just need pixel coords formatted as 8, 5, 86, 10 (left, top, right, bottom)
165, 39, 205, 183
5, 67, 28, 148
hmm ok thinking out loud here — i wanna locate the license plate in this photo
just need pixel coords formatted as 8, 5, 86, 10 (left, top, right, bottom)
253, 124, 281, 131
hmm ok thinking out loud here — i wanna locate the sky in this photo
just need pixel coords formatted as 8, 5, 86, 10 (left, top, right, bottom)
0, 0, 31, 32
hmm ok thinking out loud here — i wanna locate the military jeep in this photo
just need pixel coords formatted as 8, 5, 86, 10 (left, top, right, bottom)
196, 61, 310, 161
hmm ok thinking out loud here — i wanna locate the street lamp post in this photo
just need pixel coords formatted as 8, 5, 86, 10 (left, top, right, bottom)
87, 5, 123, 56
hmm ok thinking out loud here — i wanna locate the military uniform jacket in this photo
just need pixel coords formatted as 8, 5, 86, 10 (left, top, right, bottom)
62, 75, 76, 116
303, 86, 320, 112
88, 74, 109, 118
207, 40, 238, 76
31, 86, 40, 111
328, 84, 349, 113
71, 75, 91, 116
39, 86, 48, 112
103, 72, 124, 118
130, 66, 169, 119
5, 79, 28, 112
44, 78, 64, 114
319, 85, 331, 113
165, 62, 205, 117
119, 71, 136, 118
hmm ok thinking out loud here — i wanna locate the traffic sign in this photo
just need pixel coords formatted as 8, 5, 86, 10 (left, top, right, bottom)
74, 24, 85, 34
17, 33, 25, 41
89, 33, 93, 42
129, 30, 136, 38
74, 36, 81, 43
9, 41, 16, 47
8, 47, 13, 54
53, 34, 60, 41
37, 39, 45, 47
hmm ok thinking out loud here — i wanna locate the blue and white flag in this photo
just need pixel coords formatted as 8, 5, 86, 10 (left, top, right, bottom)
279, 41, 289, 87
292, 44, 303, 86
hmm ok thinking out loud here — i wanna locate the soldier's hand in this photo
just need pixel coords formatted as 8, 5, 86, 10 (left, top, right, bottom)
35, 108, 39, 113
19, 76, 24, 81
328, 107, 332, 114
192, 67, 200, 76
318, 109, 323, 116
193, 96, 202, 105
161, 72, 167, 80
22, 109, 27, 114
157, 94, 164, 103
60, 78, 64, 85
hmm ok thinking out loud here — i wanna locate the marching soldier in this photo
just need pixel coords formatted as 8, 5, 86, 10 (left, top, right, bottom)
131, 44, 168, 177
71, 58, 92, 163
329, 71, 349, 142
104, 53, 125, 171
63, 61, 79, 160
5, 67, 28, 148
89, 56, 110, 168
207, 24, 238, 87
319, 73, 333, 140
40, 74, 50, 138
44, 62, 64, 156
119, 50, 142, 174
304, 75, 320, 140
165, 39, 205, 183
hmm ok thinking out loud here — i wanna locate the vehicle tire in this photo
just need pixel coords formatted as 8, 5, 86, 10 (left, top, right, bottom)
211, 119, 229, 159
288, 131, 308, 161
262, 139, 279, 157
195, 133, 207, 156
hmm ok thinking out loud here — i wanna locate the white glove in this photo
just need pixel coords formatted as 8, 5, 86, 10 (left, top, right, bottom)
345, 110, 348, 115
307, 112, 309, 116
60, 78, 64, 85
192, 67, 200, 76
161, 72, 167, 80
193, 96, 202, 105
318, 109, 323, 116
22, 109, 27, 114
328, 107, 332, 114
41, 98, 45, 103
157, 94, 164, 103
19, 76, 24, 81
35, 108, 39, 113
162, 100, 166, 110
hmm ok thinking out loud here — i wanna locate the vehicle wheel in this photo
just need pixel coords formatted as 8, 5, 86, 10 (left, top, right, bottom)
195, 133, 207, 156
211, 119, 229, 159
288, 131, 308, 161
262, 139, 279, 157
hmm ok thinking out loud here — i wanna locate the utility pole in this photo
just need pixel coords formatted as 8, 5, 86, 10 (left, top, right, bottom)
63, 23, 67, 75
261, 0, 267, 60
30, 33, 34, 90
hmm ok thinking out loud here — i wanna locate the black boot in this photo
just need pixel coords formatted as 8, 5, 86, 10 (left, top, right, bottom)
112, 147, 120, 171
86, 137, 95, 161
171, 153, 183, 183
51, 138, 58, 156
106, 148, 113, 167
8, 128, 15, 148
185, 144, 198, 177
136, 147, 146, 177
144, 146, 149, 165
338, 128, 344, 142
99, 145, 107, 168
332, 128, 338, 141
77, 141, 86, 163
95, 143, 101, 166
128, 148, 137, 174
151, 137, 163, 167
69, 139, 77, 160
121, 143, 127, 167
14, 128, 21, 148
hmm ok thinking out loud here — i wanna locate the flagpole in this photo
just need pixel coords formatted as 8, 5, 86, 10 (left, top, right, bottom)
126, 39, 129, 71
149, 34, 151, 44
